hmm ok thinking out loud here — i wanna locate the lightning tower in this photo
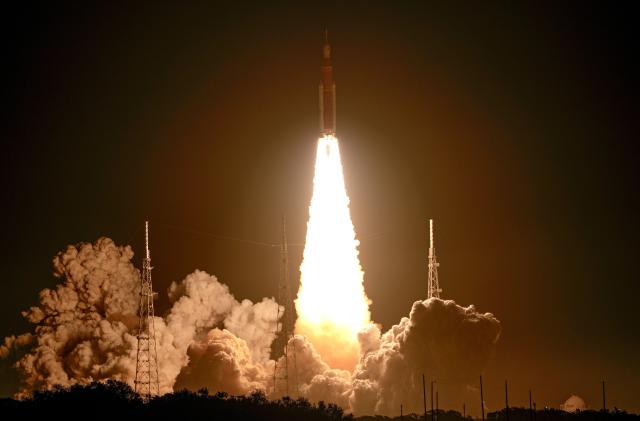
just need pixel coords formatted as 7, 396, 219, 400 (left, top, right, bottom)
134, 221, 160, 400
427, 219, 442, 299
273, 215, 298, 396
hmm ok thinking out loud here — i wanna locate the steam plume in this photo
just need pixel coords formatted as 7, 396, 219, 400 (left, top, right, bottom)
2, 237, 501, 416
350, 298, 501, 415
1, 239, 281, 397
562, 395, 587, 412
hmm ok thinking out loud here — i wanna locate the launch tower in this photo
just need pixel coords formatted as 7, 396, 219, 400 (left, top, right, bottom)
427, 219, 442, 299
134, 221, 160, 400
273, 215, 298, 396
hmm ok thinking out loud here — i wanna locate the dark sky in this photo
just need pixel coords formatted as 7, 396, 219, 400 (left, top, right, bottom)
3, 1, 639, 413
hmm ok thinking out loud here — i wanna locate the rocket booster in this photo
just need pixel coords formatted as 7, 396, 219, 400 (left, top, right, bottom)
319, 30, 336, 135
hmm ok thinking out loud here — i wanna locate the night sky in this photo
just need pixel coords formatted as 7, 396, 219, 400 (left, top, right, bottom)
3, 1, 638, 413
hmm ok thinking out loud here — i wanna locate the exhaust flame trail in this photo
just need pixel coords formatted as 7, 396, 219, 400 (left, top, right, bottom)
295, 134, 371, 371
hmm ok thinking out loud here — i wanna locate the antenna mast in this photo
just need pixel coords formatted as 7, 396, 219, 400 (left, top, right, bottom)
427, 219, 442, 299
135, 221, 160, 401
273, 215, 298, 396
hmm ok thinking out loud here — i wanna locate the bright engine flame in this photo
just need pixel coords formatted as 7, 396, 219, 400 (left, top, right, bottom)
295, 135, 371, 371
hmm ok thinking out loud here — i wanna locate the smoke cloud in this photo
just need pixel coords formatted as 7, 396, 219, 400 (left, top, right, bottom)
349, 298, 501, 415
2, 237, 501, 416
1, 238, 281, 397
1, 238, 141, 396
173, 328, 273, 395
562, 395, 587, 412
166, 270, 280, 394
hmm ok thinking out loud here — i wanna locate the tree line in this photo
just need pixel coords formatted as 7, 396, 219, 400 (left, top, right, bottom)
0, 381, 637, 421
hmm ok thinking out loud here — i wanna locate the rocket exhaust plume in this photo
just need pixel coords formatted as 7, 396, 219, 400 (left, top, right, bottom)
295, 134, 372, 371
295, 32, 371, 371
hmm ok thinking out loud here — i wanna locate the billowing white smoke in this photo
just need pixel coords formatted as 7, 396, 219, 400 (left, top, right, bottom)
166, 270, 281, 394
173, 328, 273, 395
0, 238, 142, 396
0, 238, 280, 397
275, 335, 353, 408
2, 237, 501, 416
0, 334, 34, 359
562, 395, 587, 412
350, 298, 501, 415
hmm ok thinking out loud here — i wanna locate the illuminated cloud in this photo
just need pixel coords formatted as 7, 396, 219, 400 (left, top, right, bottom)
562, 394, 586, 412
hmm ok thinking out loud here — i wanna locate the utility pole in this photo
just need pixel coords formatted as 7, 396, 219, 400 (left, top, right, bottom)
436, 390, 439, 421
480, 375, 485, 421
533, 402, 537, 421
602, 380, 606, 411
505, 380, 509, 421
134, 221, 160, 401
529, 390, 533, 421
423, 374, 428, 421
431, 380, 435, 421
401, 404, 404, 421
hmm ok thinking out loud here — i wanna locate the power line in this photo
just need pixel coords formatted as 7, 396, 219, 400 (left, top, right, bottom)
152, 221, 391, 250
156, 222, 279, 248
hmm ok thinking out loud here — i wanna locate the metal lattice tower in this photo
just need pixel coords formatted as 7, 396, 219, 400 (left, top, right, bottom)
134, 221, 160, 401
427, 219, 442, 299
273, 215, 298, 397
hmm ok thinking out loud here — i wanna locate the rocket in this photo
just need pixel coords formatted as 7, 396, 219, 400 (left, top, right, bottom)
319, 30, 336, 135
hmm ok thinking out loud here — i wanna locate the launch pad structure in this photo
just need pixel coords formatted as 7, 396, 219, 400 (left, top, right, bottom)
427, 219, 442, 299
135, 221, 160, 401
273, 215, 299, 397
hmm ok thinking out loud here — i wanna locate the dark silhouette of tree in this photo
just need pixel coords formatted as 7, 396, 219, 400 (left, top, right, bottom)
0, 383, 637, 421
